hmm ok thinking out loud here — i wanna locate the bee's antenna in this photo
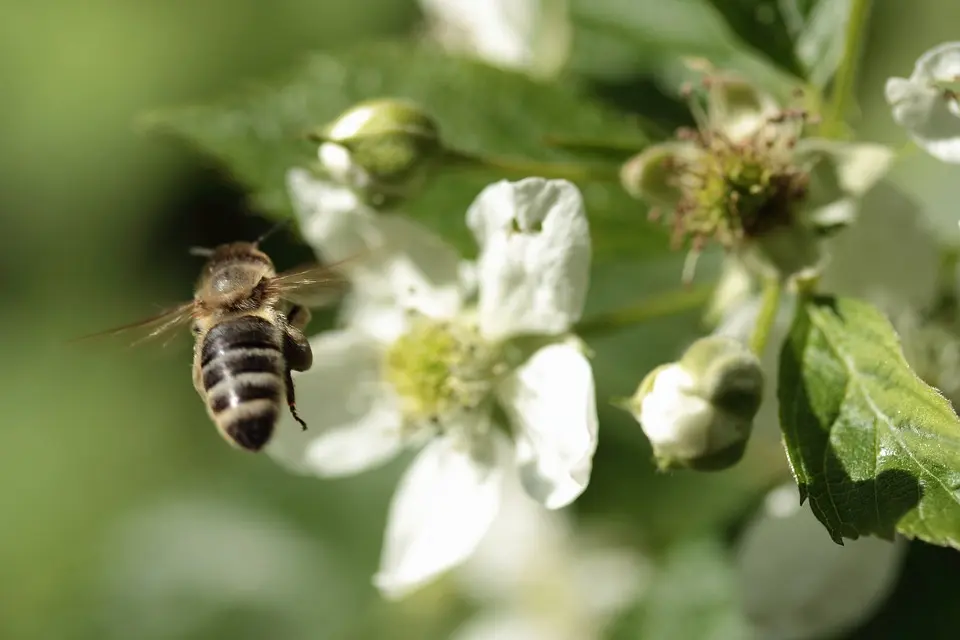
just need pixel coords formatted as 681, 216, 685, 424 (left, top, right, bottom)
189, 246, 215, 258
253, 219, 292, 248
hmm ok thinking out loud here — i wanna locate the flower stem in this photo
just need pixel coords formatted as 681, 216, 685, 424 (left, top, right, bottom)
575, 284, 713, 338
541, 133, 648, 156
442, 148, 622, 184
820, 0, 874, 138
749, 279, 783, 356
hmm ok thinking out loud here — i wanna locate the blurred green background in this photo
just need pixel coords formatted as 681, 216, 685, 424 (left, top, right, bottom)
3, 1, 960, 638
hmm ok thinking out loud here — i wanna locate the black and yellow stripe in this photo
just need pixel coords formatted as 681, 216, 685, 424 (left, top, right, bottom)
200, 316, 285, 451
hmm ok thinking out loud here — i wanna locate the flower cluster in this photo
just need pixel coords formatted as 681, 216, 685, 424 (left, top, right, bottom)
265, 105, 599, 597
235, 39, 951, 610
615, 67, 893, 470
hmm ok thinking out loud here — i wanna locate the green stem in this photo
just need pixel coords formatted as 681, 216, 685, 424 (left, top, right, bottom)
820, 0, 874, 138
574, 284, 713, 338
749, 279, 783, 356
442, 149, 622, 184
541, 133, 648, 156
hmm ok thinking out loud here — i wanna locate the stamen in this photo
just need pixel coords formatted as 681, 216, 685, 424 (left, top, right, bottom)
655, 91, 813, 251
383, 315, 501, 430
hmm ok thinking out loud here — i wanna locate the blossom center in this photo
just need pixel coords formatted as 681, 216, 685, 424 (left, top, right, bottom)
383, 315, 501, 425
667, 111, 810, 249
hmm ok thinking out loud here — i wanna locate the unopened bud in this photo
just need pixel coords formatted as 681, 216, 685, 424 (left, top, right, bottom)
624, 336, 763, 471
312, 99, 442, 208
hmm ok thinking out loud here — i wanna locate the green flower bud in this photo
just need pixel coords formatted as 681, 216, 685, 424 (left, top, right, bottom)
312, 98, 443, 208
624, 336, 763, 471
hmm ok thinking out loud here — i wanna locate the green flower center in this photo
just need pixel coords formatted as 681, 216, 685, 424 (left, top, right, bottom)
383, 316, 502, 425
669, 114, 809, 249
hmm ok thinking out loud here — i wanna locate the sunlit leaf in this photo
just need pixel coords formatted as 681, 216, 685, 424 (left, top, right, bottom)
779, 295, 960, 548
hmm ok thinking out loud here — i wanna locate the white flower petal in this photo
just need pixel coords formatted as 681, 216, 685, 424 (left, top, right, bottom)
420, 0, 534, 69
635, 364, 715, 457
737, 483, 907, 640
456, 473, 569, 600
346, 214, 464, 327
285, 168, 376, 263
318, 142, 371, 190
287, 167, 464, 341
419, 0, 570, 77
468, 178, 591, 340
795, 138, 894, 198
498, 342, 598, 509
374, 429, 510, 599
337, 294, 410, 346
885, 42, 960, 163
794, 139, 894, 237
265, 330, 404, 477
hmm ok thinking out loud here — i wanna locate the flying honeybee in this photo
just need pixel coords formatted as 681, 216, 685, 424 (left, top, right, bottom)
89, 236, 348, 452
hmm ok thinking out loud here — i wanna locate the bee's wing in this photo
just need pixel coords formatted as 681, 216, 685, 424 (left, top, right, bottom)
270, 263, 350, 308
71, 301, 196, 346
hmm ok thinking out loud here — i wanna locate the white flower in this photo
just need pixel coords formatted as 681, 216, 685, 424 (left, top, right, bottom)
270, 176, 599, 599
621, 73, 893, 279
451, 477, 649, 640
624, 336, 764, 471
736, 483, 907, 640
285, 167, 379, 264
417, 0, 571, 78
886, 42, 960, 163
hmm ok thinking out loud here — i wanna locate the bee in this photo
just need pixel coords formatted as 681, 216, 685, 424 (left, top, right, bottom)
88, 238, 347, 452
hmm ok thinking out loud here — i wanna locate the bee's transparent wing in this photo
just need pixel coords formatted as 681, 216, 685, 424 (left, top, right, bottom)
71, 301, 196, 346
271, 263, 351, 309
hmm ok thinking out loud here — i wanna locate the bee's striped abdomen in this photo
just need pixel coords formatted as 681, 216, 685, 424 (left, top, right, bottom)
200, 316, 285, 451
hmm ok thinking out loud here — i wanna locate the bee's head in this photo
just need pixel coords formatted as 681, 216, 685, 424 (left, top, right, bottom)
195, 242, 277, 309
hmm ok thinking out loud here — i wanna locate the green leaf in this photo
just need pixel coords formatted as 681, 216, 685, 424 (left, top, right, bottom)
144, 41, 663, 260
701, 0, 807, 78
778, 295, 960, 548
779, 0, 853, 88
609, 537, 751, 640
568, 0, 797, 97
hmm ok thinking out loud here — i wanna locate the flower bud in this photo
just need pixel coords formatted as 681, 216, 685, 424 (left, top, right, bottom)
625, 336, 763, 471
313, 98, 443, 208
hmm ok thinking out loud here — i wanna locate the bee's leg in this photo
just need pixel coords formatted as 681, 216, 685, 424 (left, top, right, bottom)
287, 304, 312, 331
283, 367, 308, 431
281, 310, 313, 431
283, 307, 313, 371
